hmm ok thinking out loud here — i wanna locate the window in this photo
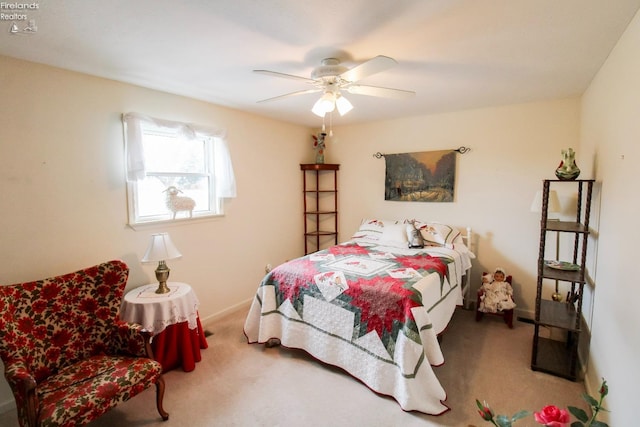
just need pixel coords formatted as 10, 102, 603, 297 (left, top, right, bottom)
123, 113, 236, 226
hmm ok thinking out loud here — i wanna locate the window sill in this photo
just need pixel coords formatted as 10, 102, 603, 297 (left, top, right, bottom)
127, 213, 224, 231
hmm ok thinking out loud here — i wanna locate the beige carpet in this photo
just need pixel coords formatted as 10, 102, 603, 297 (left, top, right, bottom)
0, 307, 587, 427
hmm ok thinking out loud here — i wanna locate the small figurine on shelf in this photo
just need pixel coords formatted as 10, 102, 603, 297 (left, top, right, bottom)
312, 132, 326, 164
478, 268, 517, 313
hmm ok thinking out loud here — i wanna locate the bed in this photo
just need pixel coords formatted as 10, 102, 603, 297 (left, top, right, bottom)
243, 219, 474, 414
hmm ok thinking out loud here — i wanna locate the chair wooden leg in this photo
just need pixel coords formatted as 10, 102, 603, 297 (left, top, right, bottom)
155, 375, 169, 421
476, 293, 483, 322
504, 310, 514, 329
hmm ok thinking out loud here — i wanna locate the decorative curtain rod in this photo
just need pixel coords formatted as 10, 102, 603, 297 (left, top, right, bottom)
372, 146, 471, 159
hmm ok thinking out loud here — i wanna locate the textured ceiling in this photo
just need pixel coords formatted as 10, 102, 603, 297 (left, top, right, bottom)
2, 0, 639, 127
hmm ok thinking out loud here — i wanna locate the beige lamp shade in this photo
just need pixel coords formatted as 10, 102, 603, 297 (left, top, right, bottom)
141, 233, 182, 263
530, 190, 561, 214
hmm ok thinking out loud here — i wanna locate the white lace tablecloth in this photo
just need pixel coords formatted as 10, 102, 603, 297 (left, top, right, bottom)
120, 282, 200, 335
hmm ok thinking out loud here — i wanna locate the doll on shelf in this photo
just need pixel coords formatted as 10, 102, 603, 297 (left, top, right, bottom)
478, 267, 516, 313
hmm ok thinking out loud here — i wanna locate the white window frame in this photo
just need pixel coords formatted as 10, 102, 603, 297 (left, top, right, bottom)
123, 113, 236, 228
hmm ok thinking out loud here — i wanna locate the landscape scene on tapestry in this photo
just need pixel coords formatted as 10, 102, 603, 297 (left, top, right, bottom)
384, 150, 456, 202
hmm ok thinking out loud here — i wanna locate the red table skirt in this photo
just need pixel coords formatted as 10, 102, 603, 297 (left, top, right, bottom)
151, 317, 209, 372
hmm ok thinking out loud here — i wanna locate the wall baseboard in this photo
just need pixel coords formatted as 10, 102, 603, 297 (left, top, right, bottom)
200, 298, 252, 330
514, 307, 534, 321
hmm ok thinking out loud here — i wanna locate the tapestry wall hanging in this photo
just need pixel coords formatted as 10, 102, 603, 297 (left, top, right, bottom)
384, 150, 456, 202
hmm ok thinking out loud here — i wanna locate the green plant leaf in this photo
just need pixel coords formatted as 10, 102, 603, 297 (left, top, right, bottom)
583, 393, 599, 407
495, 414, 511, 427
570, 422, 584, 427
591, 421, 609, 427
568, 405, 589, 422
511, 410, 531, 422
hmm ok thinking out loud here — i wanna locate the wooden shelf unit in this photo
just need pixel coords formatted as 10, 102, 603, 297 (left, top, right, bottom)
531, 179, 594, 381
301, 164, 339, 254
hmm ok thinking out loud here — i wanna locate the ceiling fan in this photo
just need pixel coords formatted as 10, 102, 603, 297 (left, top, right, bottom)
254, 55, 415, 117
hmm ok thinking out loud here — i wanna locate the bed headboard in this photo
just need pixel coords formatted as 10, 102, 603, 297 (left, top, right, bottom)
462, 227, 473, 253
461, 226, 474, 309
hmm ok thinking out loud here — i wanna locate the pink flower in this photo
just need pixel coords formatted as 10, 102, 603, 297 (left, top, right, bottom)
534, 405, 570, 426
478, 406, 493, 421
475, 399, 494, 421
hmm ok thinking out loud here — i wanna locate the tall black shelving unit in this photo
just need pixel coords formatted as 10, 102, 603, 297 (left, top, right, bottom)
531, 179, 594, 381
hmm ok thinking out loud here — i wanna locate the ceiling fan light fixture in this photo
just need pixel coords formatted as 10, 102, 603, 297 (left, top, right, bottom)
311, 98, 328, 117
256, 55, 414, 120
335, 94, 353, 116
312, 92, 336, 117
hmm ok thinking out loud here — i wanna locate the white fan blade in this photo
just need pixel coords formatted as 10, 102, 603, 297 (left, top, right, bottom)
346, 84, 415, 99
257, 88, 322, 103
253, 69, 315, 83
339, 55, 397, 83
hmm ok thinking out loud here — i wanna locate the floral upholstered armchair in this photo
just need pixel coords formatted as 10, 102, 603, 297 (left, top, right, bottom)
0, 260, 169, 427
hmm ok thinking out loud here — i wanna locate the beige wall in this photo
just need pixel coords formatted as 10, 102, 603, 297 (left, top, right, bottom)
0, 55, 311, 409
331, 98, 581, 316
579, 8, 640, 425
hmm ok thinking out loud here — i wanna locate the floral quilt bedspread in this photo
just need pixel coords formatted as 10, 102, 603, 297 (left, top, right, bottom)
244, 242, 468, 414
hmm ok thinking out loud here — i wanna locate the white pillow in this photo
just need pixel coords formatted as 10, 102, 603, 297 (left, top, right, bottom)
380, 223, 409, 245
351, 219, 400, 244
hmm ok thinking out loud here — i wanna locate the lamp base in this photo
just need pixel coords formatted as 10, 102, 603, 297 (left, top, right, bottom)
155, 261, 171, 294
155, 280, 170, 294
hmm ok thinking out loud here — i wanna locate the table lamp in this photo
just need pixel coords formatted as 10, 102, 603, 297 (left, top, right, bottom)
141, 232, 182, 294
530, 189, 561, 217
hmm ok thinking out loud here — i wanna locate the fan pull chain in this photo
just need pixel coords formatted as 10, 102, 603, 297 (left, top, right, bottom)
329, 112, 333, 137
320, 112, 334, 137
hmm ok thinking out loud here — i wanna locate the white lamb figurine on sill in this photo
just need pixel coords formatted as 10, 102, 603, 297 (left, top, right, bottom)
164, 186, 195, 219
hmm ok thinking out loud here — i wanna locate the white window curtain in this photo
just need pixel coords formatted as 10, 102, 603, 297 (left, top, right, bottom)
123, 112, 236, 198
